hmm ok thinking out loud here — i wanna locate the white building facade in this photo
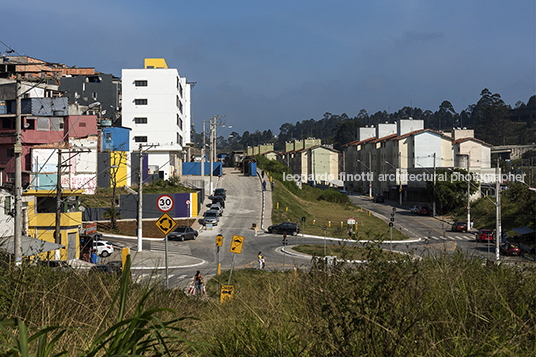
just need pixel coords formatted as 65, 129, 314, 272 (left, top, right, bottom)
122, 59, 191, 183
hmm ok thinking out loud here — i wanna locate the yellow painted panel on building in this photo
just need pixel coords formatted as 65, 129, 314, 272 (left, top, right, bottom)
111, 151, 128, 187
144, 58, 168, 69
191, 192, 198, 218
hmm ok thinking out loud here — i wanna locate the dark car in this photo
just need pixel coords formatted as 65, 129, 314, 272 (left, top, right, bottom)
452, 221, 468, 232
211, 195, 225, 208
476, 229, 493, 243
418, 206, 430, 216
213, 188, 226, 200
268, 222, 300, 236
90, 261, 122, 276
373, 195, 384, 203
168, 226, 198, 241
500, 242, 521, 256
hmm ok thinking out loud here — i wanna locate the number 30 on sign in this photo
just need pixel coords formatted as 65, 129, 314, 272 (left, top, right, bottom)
157, 195, 174, 212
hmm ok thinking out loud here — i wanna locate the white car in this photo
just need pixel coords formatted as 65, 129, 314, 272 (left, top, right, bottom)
210, 202, 223, 216
93, 240, 114, 257
410, 205, 421, 214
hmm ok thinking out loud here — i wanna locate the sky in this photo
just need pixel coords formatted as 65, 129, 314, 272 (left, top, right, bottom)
2, 0, 535, 136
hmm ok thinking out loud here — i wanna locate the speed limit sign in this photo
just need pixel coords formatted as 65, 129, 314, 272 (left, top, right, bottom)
157, 195, 174, 212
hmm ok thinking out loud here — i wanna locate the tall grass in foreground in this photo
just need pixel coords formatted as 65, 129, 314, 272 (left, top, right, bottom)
202, 251, 536, 356
0, 257, 203, 356
0, 249, 534, 356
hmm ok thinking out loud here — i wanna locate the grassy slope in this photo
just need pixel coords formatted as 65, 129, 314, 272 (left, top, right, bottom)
271, 180, 407, 240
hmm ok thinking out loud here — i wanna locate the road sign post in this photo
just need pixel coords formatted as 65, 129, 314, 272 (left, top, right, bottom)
186, 199, 191, 227
216, 234, 223, 275
228, 235, 244, 284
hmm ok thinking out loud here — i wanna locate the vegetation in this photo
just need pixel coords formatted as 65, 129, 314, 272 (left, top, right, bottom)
260, 159, 406, 240
198, 91, 535, 152
2, 249, 535, 356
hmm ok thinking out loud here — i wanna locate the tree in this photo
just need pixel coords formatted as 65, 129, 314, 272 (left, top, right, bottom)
421, 168, 478, 215
472, 89, 511, 145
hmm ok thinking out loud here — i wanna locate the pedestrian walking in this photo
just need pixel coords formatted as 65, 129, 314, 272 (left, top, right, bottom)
262, 180, 267, 191
271, 180, 275, 191
194, 270, 204, 296
258, 252, 264, 269
348, 227, 353, 238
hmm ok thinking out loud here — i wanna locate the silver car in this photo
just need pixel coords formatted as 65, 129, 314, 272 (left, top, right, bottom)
203, 209, 219, 226
210, 202, 223, 216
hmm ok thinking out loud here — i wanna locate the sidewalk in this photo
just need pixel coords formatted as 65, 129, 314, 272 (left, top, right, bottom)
99, 233, 205, 269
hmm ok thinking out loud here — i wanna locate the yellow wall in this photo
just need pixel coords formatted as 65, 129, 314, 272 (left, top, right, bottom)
111, 151, 128, 187
144, 58, 168, 69
191, 192, 198, 218
26, 197, 81, 261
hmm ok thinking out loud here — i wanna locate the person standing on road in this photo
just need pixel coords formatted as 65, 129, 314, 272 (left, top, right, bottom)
258, 252, 263, 269
263, 180, 267, 191
194, 271, 204, 296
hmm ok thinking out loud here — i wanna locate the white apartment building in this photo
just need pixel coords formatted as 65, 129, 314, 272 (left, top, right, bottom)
122, 59, 191, 183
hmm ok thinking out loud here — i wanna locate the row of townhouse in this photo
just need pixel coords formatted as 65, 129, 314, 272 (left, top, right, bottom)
341, 118, 494, 203
249, 139, 341, 187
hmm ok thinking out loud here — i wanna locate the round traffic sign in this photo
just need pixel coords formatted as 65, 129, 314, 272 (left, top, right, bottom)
323, 225, 327, 231
157, 195, 174, 212
186, 199, 191, 205
301, 216, 306, 222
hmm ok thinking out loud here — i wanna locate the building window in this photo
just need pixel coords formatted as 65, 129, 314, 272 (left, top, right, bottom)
135, 80, 148, 87
7, 173, 15, 182
4, 196, 11, 215
79, 122, 86, 127
134, 99, 148, 105
177, 134, 183, 146
177, 115, 183, 130
7, 148, 14, 157
25, 119, 35, 130
134, 117, 148, 124
134, 136, 148, 143
2, 118, 12, 129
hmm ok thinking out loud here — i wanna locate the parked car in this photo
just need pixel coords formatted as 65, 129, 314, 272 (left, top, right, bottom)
410, 205, 421, 214
168, 226, 198, 241
90, 261, 122, 275
93, 240, 114, 257
451, 221, 468, 232
500, 242, 521, 256
476, 229, 494, 242
210, 202, 223, 216
211, 195, 225, 208
267, 222, 300, 235
213, 188, 226, 200
373, 195, 384, 203
417, 206, 430, 216
203, 209, 219, 226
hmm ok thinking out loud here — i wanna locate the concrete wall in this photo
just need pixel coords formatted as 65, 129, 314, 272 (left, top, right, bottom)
397, 119, 424, 136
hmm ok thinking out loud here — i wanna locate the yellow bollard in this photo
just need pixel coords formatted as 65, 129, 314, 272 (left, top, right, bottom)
369, 211, 371, 217
277, 202, 279, 209
218, 263, 221, 275
340, 221, 343, 229
294, 267, 297, 281
329, 221, 331, 228
122, 248, 130, 270
286, 207, 288, 212
313, 220, 315, 225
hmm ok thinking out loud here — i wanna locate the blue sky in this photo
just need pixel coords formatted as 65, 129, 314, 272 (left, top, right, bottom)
3, 0, 535, 135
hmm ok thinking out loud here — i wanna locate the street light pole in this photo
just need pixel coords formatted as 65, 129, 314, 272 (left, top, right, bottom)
14, 76, 22, 262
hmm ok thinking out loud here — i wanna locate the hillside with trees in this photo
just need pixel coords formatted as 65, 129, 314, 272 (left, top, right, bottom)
200, 89, 535, 153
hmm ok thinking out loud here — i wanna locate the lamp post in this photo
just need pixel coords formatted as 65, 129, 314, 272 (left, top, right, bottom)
356, 158, 373, 199
385, 160, 402, 205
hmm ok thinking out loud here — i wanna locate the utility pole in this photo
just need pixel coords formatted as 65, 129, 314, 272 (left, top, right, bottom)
14, 76, 22, 262
137, 143, 143, 252
496, 159, 501, 262
433, 153, 436, 217
201, 121, 205, 196
466, 154, 471, 230
54, 148, 63, 259
369, 151, 372, 198
209, 116, 214, 195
